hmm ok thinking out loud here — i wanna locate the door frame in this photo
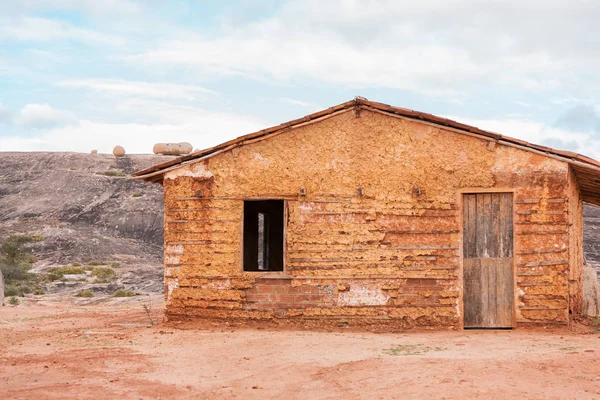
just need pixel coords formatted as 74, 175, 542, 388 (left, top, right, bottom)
457, 188, 517, 329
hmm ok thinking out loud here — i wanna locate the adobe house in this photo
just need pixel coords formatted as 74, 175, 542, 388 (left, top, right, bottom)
133, 97, 600, 329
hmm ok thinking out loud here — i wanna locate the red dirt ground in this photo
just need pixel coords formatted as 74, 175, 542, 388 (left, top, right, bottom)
1, 298, 600, 399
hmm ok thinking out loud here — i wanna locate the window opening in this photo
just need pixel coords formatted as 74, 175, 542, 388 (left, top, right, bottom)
243, 200, 284, 272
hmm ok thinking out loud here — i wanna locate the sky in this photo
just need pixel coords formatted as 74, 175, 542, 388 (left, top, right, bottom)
1, 0, 600, 157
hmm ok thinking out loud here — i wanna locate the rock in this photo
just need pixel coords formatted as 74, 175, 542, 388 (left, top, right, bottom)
91, 150, 98, 154
0, 152, 173, 276
583, 265, 600, 317
113, 146, 126, 157
153, 142, 193, 156
63, 274, 88, 281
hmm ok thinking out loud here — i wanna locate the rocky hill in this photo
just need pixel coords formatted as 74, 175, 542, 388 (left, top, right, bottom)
1, 152, 599, 300
0, 152, 174, 296
583, 204, 600, 264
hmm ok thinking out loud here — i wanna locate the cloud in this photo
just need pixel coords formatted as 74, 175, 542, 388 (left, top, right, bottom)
2, 101, 270, 154
15, 103, 75, 129
445, 114, 600, 159
58, 79, 216, 100
2, 0, 142, 18
554, 105, 600, 133
124, 0, 600, 99
0, 17, 124, 45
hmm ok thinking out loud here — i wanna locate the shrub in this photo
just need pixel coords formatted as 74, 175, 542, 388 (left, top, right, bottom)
110, 261, 121, 268
4, 283, 19, 297
86, 260, 104, 266
75, 290, 94, 298
92, 267, 116, 283
8, 296, 19, 305
96, 170, 126, 177
113, 289, 135, 297
46, 266, 85, 281
0, 235, 45, 297
34, 289, 45, 295
4, 281, 40, 296
131, 193, 142, 198
1, 261, 31, 282
0, 234, 42, 282
71, 262, 82, 267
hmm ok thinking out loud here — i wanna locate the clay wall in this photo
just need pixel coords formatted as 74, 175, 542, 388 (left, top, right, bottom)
567, 166, 584, 317
162, 109, 575, 328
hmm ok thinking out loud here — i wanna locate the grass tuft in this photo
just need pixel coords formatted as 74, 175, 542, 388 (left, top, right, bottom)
75, 290, 94, 298
46, 266, 85, 281
86, 260, 104, 266
113, 289, 135, 297
96, 170, 126, 177
91, 267, 116, 283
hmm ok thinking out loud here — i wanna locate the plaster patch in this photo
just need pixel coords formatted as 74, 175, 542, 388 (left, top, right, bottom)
167, 278, 179, 303
299, 203, 313, 211
207, 279, 232, 289
337, 284, 390, 306
165, 163, 214, 180
165, 255, 180, 264
253, 152, 270, 165
166, 244, 184, 254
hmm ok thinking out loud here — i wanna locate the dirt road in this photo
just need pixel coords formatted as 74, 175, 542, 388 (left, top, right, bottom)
1, 298, 599, 399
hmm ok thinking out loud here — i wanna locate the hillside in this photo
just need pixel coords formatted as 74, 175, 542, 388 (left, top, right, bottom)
0, 152, 175, 296
0, 152, 599, 300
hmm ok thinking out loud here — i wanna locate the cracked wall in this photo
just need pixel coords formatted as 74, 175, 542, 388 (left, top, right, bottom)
162, 109, 576, 328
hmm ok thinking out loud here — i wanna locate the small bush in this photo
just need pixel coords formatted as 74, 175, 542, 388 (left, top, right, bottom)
5, 234, 44, 243
46, 266, 85, 281
86, 260, 104, 266
113, 289, 135, 297
1, 262, 33, 282
4, 283, 19, 297
4, 281, 40, 296
71, 262, 82, 267
34, 289, 45, 295
110, 261, 121, 268
131, 192, 142, 198
8, 296, 19, 305
92, 267, 116, 283
96, 170, 126, 177
75, 290, 94, 298
0, 234, 42, 282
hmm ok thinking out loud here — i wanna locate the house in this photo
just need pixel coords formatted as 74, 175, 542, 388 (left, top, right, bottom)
133, 97, 600, 329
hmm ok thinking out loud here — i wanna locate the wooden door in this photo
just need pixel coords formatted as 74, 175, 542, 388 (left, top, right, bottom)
463, 193, 514, 328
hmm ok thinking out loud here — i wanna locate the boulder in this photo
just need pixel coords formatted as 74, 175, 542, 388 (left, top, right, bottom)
91, 149, 98, 154
153, 142, 193, 156
113, 146, 126, 157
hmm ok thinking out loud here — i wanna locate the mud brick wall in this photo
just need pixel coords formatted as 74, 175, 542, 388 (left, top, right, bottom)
568, 167, 584, 317
162, 109, 578, 328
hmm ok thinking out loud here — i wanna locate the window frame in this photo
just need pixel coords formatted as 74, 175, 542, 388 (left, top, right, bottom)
240, 199, 287, 273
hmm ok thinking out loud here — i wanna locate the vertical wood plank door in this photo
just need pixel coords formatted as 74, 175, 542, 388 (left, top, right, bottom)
463, 193, 514, 328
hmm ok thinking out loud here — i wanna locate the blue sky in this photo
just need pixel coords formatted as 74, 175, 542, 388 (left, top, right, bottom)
1, 0, 599, 157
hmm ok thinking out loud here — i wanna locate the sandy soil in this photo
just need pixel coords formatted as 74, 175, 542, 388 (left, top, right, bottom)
1, 298, 599, 400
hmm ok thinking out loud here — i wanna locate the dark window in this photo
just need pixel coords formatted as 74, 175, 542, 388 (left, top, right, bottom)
243, 200, 284, 271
